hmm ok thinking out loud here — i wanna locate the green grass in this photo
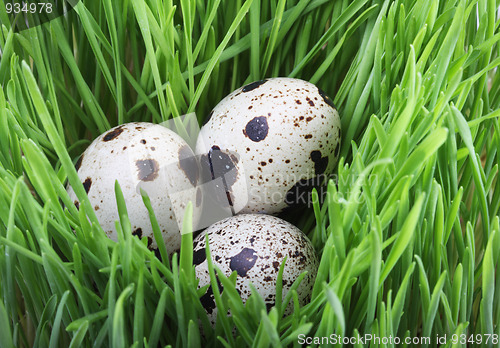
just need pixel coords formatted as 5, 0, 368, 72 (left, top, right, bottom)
1, 0, 500, 347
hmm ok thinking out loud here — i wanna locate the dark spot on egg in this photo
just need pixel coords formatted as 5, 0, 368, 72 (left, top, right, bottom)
136, 159, 160, 181
317, 87, 336, 109
207, 146, 238, 189
295, 100, 301, 105
304, 134, 313, 139
140, 139, 147, 144
146, 237, 153, 249
75, 154, 83, 171
199, 147, 238, 209
265, 302, 274, 312
193, 247, 206, 265
199, 276, 224, 314
153, 248, 162, 260
242, 79, 267, 92
132, 228, 143, 238
243, 116, 269, 142
310, 150, 328, 175
308, 99, 315, 107
199, 288, 215, 313
229, 248, 258, 277
83, 178, 92, 194
103, 126, 124, 141
178, 145, 199, 186
306, 116, 313, 122
272, 261, 280, 271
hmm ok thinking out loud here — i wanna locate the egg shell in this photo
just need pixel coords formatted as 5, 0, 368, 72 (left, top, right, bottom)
193, 214, 318, 325
67, 122, 202, 255
195, 77, 341, 215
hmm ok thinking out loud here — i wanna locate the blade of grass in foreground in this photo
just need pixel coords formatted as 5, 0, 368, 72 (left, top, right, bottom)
449, 105, 490, 238
379, 194, 425, 284
0, 301, 14, 348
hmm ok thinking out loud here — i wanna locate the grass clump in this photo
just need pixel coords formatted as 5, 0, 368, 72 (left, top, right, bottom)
1, 0, 500, 347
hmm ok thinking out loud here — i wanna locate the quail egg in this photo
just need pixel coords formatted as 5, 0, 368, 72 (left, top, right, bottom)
193, 214, 318, 324
67, 122, 201, 255
195, 77, 341, 215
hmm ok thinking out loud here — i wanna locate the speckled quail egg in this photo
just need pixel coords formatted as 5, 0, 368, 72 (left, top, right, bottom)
193, 214, 318, 324
195, 77, 341, 215
67, 122, 202, 255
